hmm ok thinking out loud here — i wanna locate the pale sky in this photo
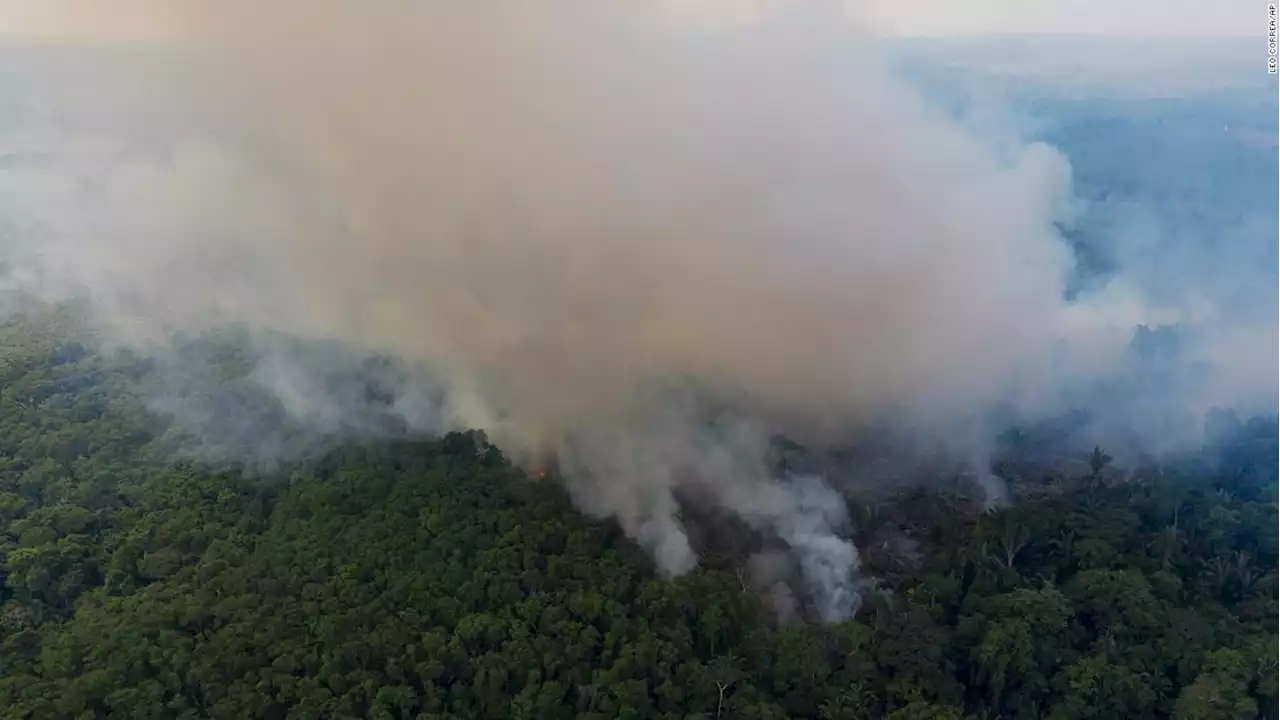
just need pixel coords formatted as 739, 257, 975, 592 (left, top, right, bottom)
0, 0, 1257, 42
860, 0, 1253, 38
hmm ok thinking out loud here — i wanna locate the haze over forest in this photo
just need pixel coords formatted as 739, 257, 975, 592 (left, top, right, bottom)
0, 3, 1275, 718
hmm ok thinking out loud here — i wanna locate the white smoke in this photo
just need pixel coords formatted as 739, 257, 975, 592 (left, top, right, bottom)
775, 475, 861, 622
2, 0, 1236, 621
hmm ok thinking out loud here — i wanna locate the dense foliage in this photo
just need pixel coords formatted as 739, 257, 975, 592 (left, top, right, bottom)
0, 310, 1276, 719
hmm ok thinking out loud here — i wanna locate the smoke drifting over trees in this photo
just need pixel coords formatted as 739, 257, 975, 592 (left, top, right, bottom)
0, 1, 1271, 619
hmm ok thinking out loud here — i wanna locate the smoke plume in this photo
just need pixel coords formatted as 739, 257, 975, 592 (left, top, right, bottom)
4, 1, 1246, 619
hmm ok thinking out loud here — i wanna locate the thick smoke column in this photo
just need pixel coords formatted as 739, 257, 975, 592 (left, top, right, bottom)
1, 1, 1161, 618
775, 476, 860, 622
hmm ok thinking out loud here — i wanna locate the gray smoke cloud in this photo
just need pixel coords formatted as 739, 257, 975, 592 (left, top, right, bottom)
4, 1, 1259, 619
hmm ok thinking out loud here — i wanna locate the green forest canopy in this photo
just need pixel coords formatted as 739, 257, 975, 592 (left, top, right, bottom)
0, 307, 1276, 719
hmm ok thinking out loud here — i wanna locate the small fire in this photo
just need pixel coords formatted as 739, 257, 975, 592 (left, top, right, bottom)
532, 468, 548, 480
